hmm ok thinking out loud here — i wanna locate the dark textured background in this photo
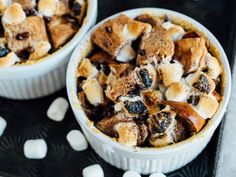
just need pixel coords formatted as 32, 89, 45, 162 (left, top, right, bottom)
0, 0, 236, 177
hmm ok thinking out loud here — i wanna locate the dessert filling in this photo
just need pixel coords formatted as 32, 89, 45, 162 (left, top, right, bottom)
0, 0, 87, 68
76, 14, 223, 147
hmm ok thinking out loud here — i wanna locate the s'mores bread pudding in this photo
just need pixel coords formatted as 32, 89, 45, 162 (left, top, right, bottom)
76, 14, 223, 147
0, 0, 87, 68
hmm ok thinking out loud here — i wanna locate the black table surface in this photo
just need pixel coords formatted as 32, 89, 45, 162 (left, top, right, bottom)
0, 0, 236, 177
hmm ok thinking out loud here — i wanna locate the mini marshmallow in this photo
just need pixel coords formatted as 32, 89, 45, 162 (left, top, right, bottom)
205, 53, 222, 79
162, 21, 185, 41
150, 173, 167, 177
47, 97, 69, 122
123, 171, 141, 177
29, 41, 51, 60
0, 0, 10, 14
82, 164, 104, 177
158, 61, 184, 86
116, 44, 136, 63
23, 139, 47, 159
165, 81, 190, 102
66, 130, 88, 151
77, 58, 98, 78
2, 3, 26, 25
0, 116, 7, 137
38, 0, 58, 17
193, 94, 219, 119
114, 122, 139, 147
82, 78, 105, 106
0, 52, 20, 68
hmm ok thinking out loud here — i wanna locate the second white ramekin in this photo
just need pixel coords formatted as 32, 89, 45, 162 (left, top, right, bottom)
67, 8, 231, 174
0, 0, 97, 100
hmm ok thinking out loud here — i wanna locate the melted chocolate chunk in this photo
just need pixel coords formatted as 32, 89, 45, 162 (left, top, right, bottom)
192, 74, 211, 94
139, 68, 153, 88
148, 112, 172, 134
16, 32, 30, 40
17, 49, 31, 60
124, 100, 147, 115
187, 95, 200, 106
43, 16, 51, 23
105, 26, 113, 34
138, 49, 146, 56
72, 2, 81, 16
25, 8, 38, 16
0, 47, 9, 58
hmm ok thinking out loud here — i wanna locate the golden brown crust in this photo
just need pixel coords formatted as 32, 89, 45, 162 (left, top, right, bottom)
90, 51, 117, 64
47, 15, 78, 49
92, 14, 150, 58
175, 37, 207, 74
105, 73, 137, 102
137, 26, 174, 65
4, 16, 48, 53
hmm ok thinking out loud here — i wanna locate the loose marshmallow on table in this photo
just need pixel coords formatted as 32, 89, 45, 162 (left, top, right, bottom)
47, 97, 69, 122
150, 173, 166, 177
23, 139, 47, 159
66, 130, 88, 151
0, 116, 7, 137
123, 171, 141, 177
82, 164, 104, 177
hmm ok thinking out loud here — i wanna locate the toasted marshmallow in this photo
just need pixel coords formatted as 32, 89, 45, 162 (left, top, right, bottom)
114, 122, 139, 147
165, 81, 190, 102
0, 0, 10, 14
193, 94, 219, 119
77, 58, 98, 78
205, 53, 222, 79
162, 21, 185, 41
135, 64, 158, 89
158, 61, 184, 86
141, 90, 162, 115
149, 132, 174, 147
29, 41, 51, 60
38, 0, 58, 17
186, 71, 215, 94
2, 3, 26, 25
82, 78, 104, 106
0, 52, 20, 68
116, 44, 136, 62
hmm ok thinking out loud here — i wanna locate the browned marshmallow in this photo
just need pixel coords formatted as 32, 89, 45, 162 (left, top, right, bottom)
47, 15, 78, 49
0, 52, 20, 68
77, 58, 98, 78
175, 37, 207, 74
0, 0, 10, 14
92, 14, 151, 62
134, 64, 158, 89
157, 61, 184, 87
193, 94, 219, 119
2, 3, 26, 25
29, 41, 51, 60
114, 122, 139, 147
82, 78, 105, 106
13, 0, 36, 9
38, 0, 58, 17
165, 81, 190, 102
137, 26, 174, 65
147, 106, 176, 147
3, 16, 48, 53
205, 53, 222, 79
162, 21, 185, 41
186, 71, 215, 94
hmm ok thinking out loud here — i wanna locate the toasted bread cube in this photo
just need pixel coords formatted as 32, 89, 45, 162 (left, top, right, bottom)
92, 14, 151, 62
3, 16, 48, 53
47, 15, 78, 49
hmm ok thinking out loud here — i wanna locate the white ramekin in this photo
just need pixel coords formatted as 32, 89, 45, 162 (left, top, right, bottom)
0, 0, 97, 100
66, 8, 231, 174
